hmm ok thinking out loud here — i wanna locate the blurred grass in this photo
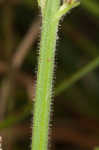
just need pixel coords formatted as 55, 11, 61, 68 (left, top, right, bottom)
82, 0, 99, 17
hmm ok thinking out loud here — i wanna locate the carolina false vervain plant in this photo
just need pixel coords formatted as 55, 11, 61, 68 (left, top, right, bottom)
32, 0, 80, 150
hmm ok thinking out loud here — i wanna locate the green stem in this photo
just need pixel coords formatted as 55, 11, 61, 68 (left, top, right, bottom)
32, 0, 80, 150
32, 0, 60, 149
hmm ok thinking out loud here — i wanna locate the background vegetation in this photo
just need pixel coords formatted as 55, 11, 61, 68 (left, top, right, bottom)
0, 0, 99, 150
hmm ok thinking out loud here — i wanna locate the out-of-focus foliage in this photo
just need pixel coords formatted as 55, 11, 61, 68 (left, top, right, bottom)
0, 0, 99, 150
95, 148, 99, 150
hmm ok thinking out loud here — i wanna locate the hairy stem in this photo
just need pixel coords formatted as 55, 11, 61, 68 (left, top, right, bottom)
32, 0, 60, 149
32, 0, 80, 150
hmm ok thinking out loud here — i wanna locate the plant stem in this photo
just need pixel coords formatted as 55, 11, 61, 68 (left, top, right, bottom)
31, 0, 60, 150
32, 0, 80, 150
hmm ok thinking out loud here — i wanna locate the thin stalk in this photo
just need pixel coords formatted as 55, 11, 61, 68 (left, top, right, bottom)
32, 0, 80, 150
32, 0, 60, 149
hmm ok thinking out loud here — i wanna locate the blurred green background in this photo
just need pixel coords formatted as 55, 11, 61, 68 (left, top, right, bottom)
0, 0, 99, 150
